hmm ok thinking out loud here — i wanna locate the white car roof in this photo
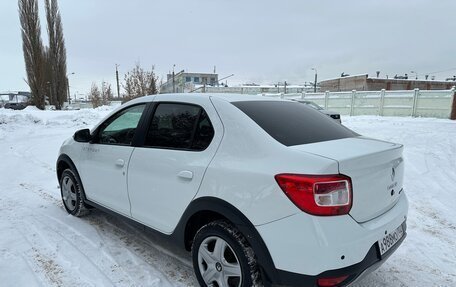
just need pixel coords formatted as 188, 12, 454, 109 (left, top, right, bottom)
127, 93, 283, 105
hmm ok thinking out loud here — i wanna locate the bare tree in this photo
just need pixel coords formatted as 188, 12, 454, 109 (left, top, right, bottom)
89, 83, 101, 108
45, 0, 67, 110
106, 84, 113, 100
101, 81, 113, 106
122, 63, 159, 101
18, 0, 46, 109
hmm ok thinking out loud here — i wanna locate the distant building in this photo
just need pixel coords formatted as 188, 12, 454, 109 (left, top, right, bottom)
160, 71, 219, 93
319, 74, 456, 92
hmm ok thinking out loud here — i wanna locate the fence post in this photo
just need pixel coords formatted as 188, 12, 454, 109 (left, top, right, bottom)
350, 90, 356, 116
451, 86, 456, 120
412, 88, 419, 117
301, 91, 306, 100
324, 91, 329, 109
379, 89, 386, 116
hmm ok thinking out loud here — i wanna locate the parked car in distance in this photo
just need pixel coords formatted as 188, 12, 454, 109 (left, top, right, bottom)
4, 102, 28, 110
294, 100, 342, 123
57, 94, 408, 287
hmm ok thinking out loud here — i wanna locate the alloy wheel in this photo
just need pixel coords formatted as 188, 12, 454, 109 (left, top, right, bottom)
198, 236, 242, 287
61, 175, 77, 211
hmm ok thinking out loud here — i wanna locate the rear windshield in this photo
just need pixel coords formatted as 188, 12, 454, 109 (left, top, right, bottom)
233, 101, 357, 146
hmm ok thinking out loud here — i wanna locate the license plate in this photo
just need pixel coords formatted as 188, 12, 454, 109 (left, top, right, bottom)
378, 224, 404, 256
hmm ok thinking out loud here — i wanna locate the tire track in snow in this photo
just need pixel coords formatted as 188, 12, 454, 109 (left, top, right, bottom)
35, 204, 194, 286
97, 212, 193, 268
30, 247, 65, 287
19, 182, 61, 206
37, 212, 155, 286
84, 211, 195, 286
12, 176, 194, 285
13, 212, 115, 287
9, 218, 69, 287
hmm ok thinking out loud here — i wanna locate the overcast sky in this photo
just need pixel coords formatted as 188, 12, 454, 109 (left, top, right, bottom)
1, 0, 456, 96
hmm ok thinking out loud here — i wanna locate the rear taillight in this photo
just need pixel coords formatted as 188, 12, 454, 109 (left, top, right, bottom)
317, 275, 350, 286
275, 174, 352, 216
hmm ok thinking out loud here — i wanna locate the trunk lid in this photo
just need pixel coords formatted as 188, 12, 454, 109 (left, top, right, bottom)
291, 137, 404, 223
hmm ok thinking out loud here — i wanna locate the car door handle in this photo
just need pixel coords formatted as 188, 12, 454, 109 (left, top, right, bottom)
115, 159, 125, 167
178, 170, 193, 180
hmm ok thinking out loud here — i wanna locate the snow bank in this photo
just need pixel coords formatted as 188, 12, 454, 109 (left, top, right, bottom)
23, 106, 42, 111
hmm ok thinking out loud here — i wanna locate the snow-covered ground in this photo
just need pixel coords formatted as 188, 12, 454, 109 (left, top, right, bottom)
0, 107, 455, 287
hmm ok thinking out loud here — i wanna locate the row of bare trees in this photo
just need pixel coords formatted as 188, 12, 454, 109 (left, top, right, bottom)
88, 63, 159, 107
19, 0, 68, 110
90, 82, 113, 108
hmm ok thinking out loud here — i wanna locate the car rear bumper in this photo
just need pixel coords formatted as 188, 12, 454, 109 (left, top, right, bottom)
256, 194, 408, 286
273, 221, 407, 286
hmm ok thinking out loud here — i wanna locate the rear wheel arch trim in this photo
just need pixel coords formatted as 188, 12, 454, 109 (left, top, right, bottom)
173, 196, 279, 284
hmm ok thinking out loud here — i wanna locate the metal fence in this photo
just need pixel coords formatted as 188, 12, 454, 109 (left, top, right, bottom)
261, 88, 456, 119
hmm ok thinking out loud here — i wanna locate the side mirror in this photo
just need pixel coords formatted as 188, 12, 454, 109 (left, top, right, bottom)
74, 129, 92, 143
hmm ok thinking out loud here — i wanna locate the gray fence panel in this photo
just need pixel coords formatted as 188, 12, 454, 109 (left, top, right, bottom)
273, 88, 455, 119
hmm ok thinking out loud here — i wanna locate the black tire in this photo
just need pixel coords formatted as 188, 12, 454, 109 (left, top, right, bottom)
60, 168, 89, 217
192, 220, 262, 287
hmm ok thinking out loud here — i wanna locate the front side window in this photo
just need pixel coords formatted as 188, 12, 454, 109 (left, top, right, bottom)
194, 77, 200, 83
145, 103, 214, 150
98, 104, 146, 145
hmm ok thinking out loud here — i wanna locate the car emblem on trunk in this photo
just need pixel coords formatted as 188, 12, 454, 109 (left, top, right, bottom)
391, 167, 396, 181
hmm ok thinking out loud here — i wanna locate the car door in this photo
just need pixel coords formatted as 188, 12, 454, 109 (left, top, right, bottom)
78, 103, 147, 216
128, 96, 223, 233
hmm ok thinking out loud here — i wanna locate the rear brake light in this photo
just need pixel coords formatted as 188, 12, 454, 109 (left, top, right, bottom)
275, 174, 352, 216
317, 275, 350, 286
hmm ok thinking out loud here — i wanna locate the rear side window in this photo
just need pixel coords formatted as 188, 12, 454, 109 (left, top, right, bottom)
191, 110, 215, 150
144, 103, 214, 150
233, 101, 356, 146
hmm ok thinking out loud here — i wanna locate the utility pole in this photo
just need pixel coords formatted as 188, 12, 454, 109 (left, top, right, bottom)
312, 68, 318, 93
172, 64, 176, 93
115, 64, 120, 98
67, 77, 70, 104
66, 72, 75, 105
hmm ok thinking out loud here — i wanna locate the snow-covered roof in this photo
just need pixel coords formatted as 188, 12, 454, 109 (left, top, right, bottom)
320, 74, 369, 82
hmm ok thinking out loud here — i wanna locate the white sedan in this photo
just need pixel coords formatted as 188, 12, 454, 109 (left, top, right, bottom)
56, 93, 408, 287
